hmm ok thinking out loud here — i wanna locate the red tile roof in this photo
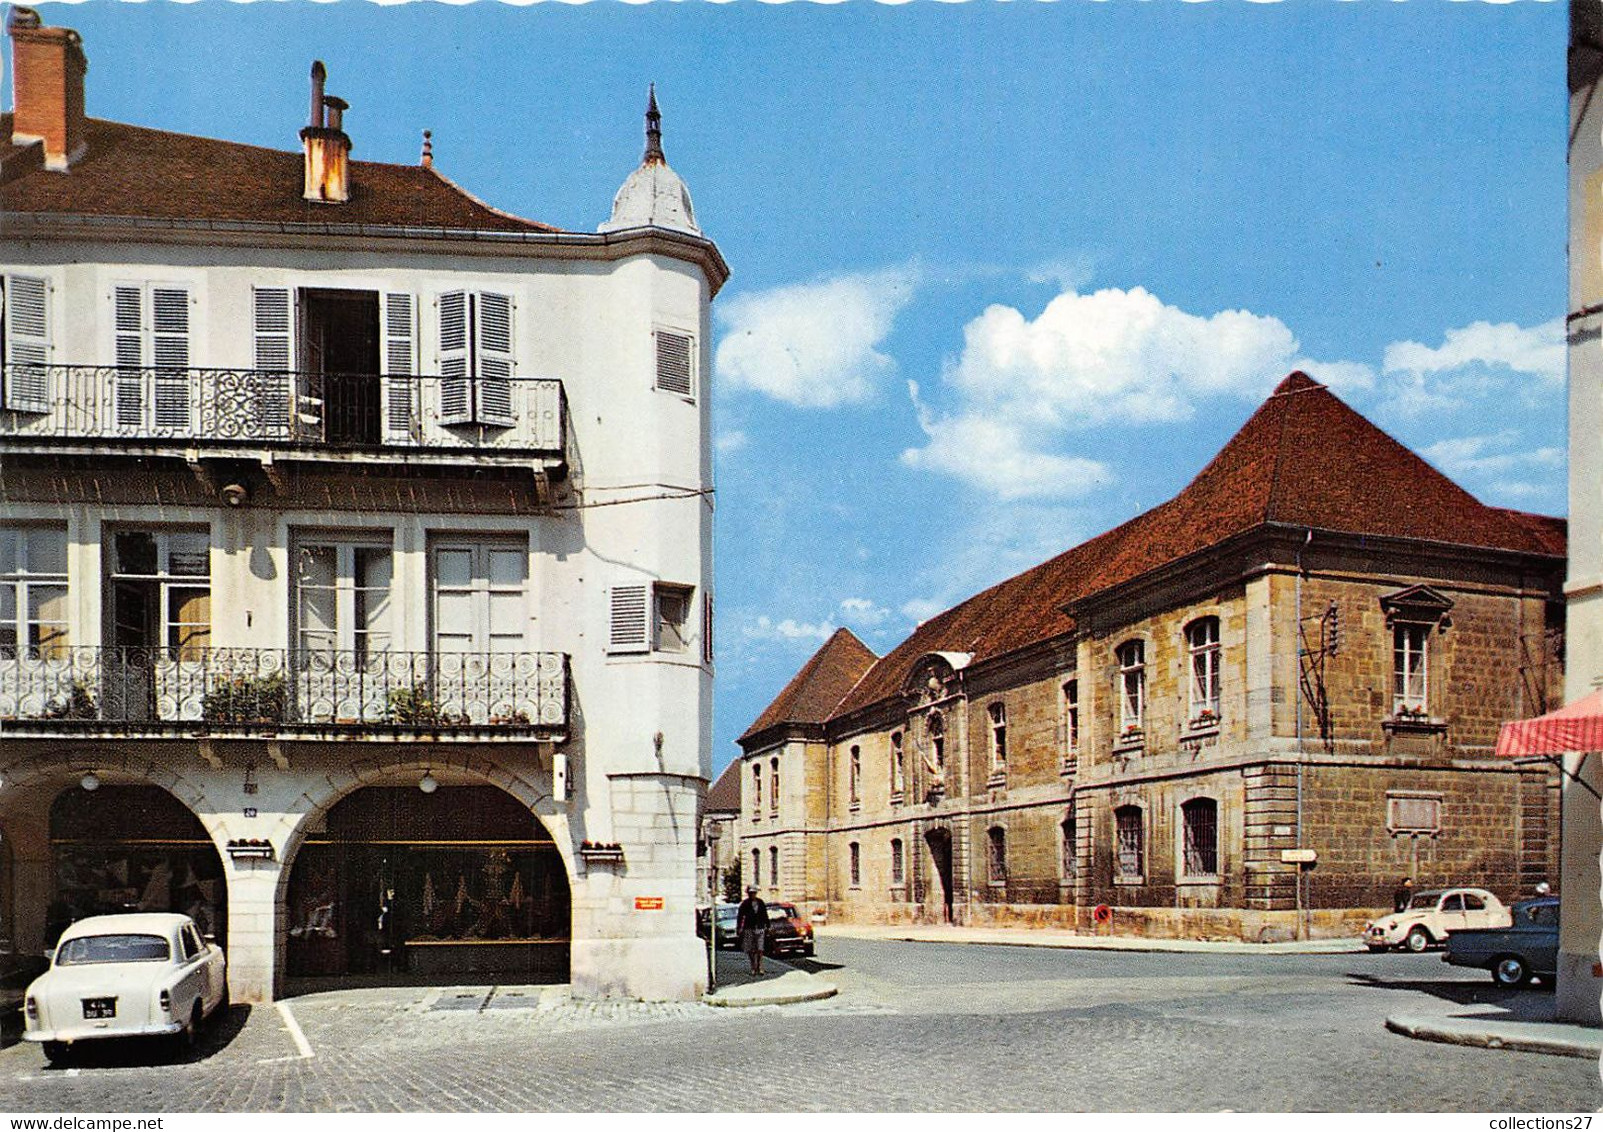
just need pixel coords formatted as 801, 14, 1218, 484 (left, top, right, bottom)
1, 115, 557, 232
832, 373, 1565, 717
739, 627, 878, 744
705, 759, 743, 813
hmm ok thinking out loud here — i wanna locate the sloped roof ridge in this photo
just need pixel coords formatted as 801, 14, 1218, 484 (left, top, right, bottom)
739, 627, 878, 742
422, 161, 559, 232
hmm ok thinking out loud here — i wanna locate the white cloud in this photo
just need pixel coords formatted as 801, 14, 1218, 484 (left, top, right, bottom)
838, 597, 893, 627
1379, 318, 1564, 418
901, 285, 1367, 500
744, 615, 835, 643
1421, 432, 1565, 501
713, 266, 919, 408
900, 597, 945, 625
1025, 256, 1095, 291
715, 429, 749, 455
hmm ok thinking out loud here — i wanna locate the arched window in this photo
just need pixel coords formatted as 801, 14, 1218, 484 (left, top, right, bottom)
928, 711, 946, 773
751, 762, 762, 819
1186, 617, 1221, 725
890, 731, 906, 796
751, 847, 761, 887
1116, 641, 1145, 734
849, 841, 861, 888
1114, 804, 1144, 881
769, 845, 779, 889
890, 837, 905, 885
849, 745, 862, 804
1181, 798, 1219, 877
770, 756, 780, 812
987, 826, 1007, 886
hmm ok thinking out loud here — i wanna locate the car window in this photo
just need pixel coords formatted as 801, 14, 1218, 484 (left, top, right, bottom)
1441, 894, 1463, 912
1463, 894, 1485, 911
57, 934, 171, 965
180, 927, 199, 960
1409, 893, 1439, 909
1530, 904, 1558, 925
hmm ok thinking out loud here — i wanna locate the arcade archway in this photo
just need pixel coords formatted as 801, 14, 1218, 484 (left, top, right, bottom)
284, 785, 570, 985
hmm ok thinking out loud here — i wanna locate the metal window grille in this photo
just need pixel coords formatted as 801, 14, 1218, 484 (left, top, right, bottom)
1061, 816, 1077, 882
1181, 798, 1218, 876
891, 838, 904, 885
1115, 806, 1144, 879
849, 842, 861, 888
988, 827, 1007, 885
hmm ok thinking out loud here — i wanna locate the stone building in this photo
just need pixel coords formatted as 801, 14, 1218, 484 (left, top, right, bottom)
739, 374, 1565, 940
698, 760, 741, 904
0, 10, 726, 1001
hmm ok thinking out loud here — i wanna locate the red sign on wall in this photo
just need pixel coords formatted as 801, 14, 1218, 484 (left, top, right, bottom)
634, 896, 665, 911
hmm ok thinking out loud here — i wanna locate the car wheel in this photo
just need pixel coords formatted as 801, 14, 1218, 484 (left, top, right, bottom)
1404, 927, 1431, 953
175, 1001, 202, 1056
804, 942, 815, 957
1493, 956, 1529, 987
41, 1041, 69, 1065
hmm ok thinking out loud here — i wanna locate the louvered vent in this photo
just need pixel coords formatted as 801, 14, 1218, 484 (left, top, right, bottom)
655, 330, 693, 397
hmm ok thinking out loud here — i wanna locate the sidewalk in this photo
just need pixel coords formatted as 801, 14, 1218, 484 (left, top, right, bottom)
701, 947, 838, 1008
817, 922, 1364, 955
1385, 1002, 1603, 1060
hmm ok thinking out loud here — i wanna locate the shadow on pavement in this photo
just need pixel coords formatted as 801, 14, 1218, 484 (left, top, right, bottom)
1345, 972, 1552, 1011
23, 1003, 253, 1070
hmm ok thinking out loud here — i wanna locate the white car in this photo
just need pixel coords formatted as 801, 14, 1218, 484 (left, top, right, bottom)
1364, 887, 1511, 952
23, 913, 228, 1062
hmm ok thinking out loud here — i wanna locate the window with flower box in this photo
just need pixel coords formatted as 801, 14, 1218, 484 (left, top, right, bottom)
1116, 640, 1145, 741
1186, 617, 1221, 729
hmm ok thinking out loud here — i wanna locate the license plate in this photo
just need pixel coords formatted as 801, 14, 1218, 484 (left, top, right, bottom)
82, 997, 116, 1019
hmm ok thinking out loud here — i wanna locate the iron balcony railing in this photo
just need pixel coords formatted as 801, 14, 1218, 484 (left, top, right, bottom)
0, 646, 568, 733
0, 364, 564, 455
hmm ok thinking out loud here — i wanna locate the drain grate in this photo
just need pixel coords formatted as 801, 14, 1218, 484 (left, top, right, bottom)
428, 991, 491, 1012
483, 989, 537, 1011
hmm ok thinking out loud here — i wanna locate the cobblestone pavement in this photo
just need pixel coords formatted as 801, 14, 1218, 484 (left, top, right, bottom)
2, 940, 1597, 1112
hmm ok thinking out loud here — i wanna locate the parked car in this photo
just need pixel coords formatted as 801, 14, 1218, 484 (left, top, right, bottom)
1364, 887, 1510, 952
764, 902, 815, 958
23, 913, 228, 1063
1443, 896, 1559, 987
695, 904, 740, 949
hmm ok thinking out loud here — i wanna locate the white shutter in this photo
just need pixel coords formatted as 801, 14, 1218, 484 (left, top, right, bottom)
608, 584, 650, 654
151, 287, 190, 433
655, 329, 693, 398
252, 287, 293, 436
438, 290, 470, 425
380, 291, 417, 444
3, 274, 51, 413
113, 284, 145, 429
475, 291, 514, 426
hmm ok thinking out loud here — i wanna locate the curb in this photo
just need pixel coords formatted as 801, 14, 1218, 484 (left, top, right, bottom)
702, 984, 838, 1009
817, 928, 1365, 956
1385, 1015, 1603, 1060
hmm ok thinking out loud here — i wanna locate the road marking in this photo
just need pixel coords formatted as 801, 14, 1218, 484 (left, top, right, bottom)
276, 1000, 314, 1060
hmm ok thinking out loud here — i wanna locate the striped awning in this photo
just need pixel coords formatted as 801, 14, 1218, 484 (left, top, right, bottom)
1496, 688, 1603, 757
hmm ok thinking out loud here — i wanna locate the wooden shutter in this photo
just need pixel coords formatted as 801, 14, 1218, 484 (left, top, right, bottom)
2, 274, 51, 413
475, 291, 514, 426
252, 287, 293, 434
655, 329, 693, 397
150, 286, 190, 433
380, 291, 417, 443
113, 284, 145, 429
607, 584, 650, 654
438, 290, 470, 425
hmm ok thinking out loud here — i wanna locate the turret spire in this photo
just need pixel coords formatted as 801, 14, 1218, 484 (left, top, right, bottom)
644, 84, 665, 166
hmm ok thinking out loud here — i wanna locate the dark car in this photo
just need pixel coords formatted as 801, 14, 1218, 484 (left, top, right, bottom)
764, 902, 815, 958
695, 904, 740, 949
1442, 896, 1559, 987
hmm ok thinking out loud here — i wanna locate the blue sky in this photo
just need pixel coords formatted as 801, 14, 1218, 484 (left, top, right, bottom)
24, 1, 1568, 776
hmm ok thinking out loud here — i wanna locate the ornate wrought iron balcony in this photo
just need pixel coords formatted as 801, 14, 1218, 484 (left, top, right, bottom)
0, 646, 568, 739
0, 363, 564, 460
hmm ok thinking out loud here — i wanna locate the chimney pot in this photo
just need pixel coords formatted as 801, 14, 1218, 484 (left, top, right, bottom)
300, 61, 351, 204
8, 6, 89, 171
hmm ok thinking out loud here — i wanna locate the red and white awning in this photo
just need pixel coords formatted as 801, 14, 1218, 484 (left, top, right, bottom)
1496, 688, 1603, 758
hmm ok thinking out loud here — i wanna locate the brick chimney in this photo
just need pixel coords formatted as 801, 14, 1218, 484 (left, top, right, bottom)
7, 6, 88, 172
300, 61, 351, 203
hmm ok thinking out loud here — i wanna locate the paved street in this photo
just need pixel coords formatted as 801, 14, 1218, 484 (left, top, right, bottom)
2, 938, 1597, 1112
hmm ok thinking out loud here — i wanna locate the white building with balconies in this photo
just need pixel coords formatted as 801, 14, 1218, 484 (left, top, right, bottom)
0, 8, 726, 1004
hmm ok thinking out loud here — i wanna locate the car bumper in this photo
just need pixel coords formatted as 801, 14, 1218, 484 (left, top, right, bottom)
24, 1020, 183, 1044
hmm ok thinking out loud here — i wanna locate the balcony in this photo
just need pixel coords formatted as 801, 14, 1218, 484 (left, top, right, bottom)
0, 363, 565, 470
0, 646, 568, 741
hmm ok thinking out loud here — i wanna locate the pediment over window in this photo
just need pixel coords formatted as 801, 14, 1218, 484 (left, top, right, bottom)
1379, 585, 1454, 629
902, 651, 972, 707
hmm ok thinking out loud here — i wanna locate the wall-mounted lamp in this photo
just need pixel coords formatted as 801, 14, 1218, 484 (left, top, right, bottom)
220, 483, 250, 508
79, 772, 101, 792
418, 770, 439, 794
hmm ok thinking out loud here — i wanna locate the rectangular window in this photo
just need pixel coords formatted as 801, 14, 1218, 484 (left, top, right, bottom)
112, 283, 192, 434
1061, 814, 1077, 883
2, 273, 52, 413
849, 842, 861, 888
654, 585, 692, 653
295, 541, 393, 666
0, 527, 68, 659
1115, 806, 1144, 881
438, 290, 515, 427
988, 827, 1007, 886
1187, 617, 1221, 725
654, 329, 694, 398
849, 745, 861, 805
110, 529, 210, 661
1387, 792, 1442, 835
890, 838, 904, 886
1062, 679, 1079, 756
432, 541, 526, 655
1392, 624, 1429, 715
1181, 798, 1219, 878
890, 731, 906, 796
989, 702, 1007, 768
1117, 641, 1145, 735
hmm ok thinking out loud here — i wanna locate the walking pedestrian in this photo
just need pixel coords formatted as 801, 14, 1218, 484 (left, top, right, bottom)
736, 885, 769, 976
1392, 876, 1414, 914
